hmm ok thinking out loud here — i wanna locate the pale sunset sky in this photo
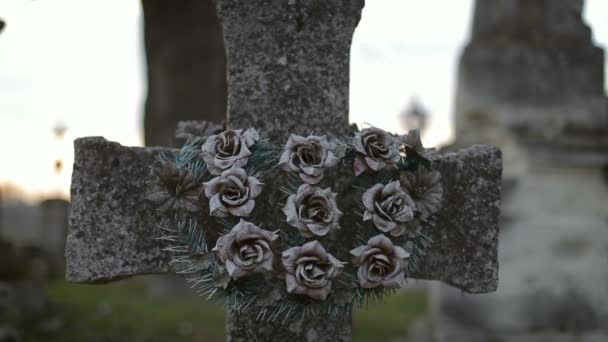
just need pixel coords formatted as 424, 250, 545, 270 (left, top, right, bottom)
0, 0, 607, 200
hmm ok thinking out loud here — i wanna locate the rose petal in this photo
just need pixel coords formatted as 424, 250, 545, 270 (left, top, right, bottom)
373, 215, 397, 232
353, 155, 368, 176
392, 207, 414, 223
278, 150, 292, 171
240, 128, 258, 147
300, 240, 326, 258
353, 135, 366, 154
362, 184, 383, 211
282, 247, 301, 273
286, 274, 307, 294
350, 245, 369, 266
300, 172, 323, 184
301, 164, 322, 177
214, 156, 237, 170
226, 259, 246, 279
285, 134, 308, 149
327, 254, 345, 277
357, 267, 379, 289
206, 164, 222, 176
364, 156, 384, 171
295, 184, 313, 198
393, 246, 410, 260
381, 180, 403, 198
227, 200, 255, 217
247, 177, 264, 198
382, 272, 406, 289
203, 177, 222, 198
283, 194, 299, 220
209, 194, 229, 217
213, 234, 230, 261
306, 223, 330, 237
306, 283, 332, 300
368, 234, 394, 252
235, 142, 252, 160
222, 167, 248, 181
259, 255, 274, 272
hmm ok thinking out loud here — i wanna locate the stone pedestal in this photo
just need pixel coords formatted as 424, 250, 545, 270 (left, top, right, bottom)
433, 167, 608, 341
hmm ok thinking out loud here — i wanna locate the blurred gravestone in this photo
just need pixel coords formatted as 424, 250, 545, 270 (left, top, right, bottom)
141, 0, 228, 297
40, 199, 69, 275
66, 1, 502, 341
424, 1, 608, 341
142, 0, 226, 147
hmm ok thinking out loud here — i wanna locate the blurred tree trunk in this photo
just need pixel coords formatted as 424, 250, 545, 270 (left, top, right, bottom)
142, 0, 226, 147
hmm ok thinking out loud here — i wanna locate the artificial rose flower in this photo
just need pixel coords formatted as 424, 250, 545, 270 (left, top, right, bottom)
213, 219, 279, 279
283, 184, 342, 237
362, 180, 415, 236
278, 134, 339, 184
350, 234, 410, 289
282, 241, 345, 300
201, 128, 259, 175
400, 166, 442, 219
146, 164, 202, 213
203, 167, 263, 217
353, 127, 400, 176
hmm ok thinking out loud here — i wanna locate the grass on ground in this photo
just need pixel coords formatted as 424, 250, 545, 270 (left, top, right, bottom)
23, 278, 427, 342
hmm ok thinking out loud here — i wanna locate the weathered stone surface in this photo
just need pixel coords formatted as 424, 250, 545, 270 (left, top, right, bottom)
216, 0, 364, 141
226, 308, 351, 342
417, 145, 500, 293
142, 0, 227, 147
66, 138, 172, 283
66, 137, 501, 294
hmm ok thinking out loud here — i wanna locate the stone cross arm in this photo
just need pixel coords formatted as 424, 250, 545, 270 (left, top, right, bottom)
66, 137, 501, 294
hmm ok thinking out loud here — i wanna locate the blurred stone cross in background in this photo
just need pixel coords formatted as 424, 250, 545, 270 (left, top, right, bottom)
65, 1, 502, 341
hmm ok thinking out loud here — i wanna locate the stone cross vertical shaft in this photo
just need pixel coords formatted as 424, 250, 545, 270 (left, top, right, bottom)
216, 1, 363, 340
66, 1, 502, 341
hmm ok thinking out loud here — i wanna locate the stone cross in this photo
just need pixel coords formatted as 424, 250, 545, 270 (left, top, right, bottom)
66, 1, 502, 341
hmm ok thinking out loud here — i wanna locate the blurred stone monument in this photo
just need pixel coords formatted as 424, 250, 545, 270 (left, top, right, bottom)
418, 1, 608, 341
39, 199, 69, 275
142, 0, 227, 147
141, 0, 228, 296
400, 97, 429, 134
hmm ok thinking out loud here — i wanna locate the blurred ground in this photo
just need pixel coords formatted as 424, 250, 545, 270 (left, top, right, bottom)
18, 279, 427, 342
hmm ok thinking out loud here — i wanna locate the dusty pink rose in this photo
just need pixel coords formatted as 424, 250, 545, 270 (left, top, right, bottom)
350, 234, 410, 289
362, 180, 415, 236
353, 127, 400, 176
213, 219, 279, 279
282, 241, 345, 300
203, 167, 263, 217
201, 128, 259, 175
278, 134, 339, 184
283, 184, 342, 237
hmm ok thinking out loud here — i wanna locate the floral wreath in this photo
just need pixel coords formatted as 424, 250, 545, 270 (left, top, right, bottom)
147, 121, 442, 322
